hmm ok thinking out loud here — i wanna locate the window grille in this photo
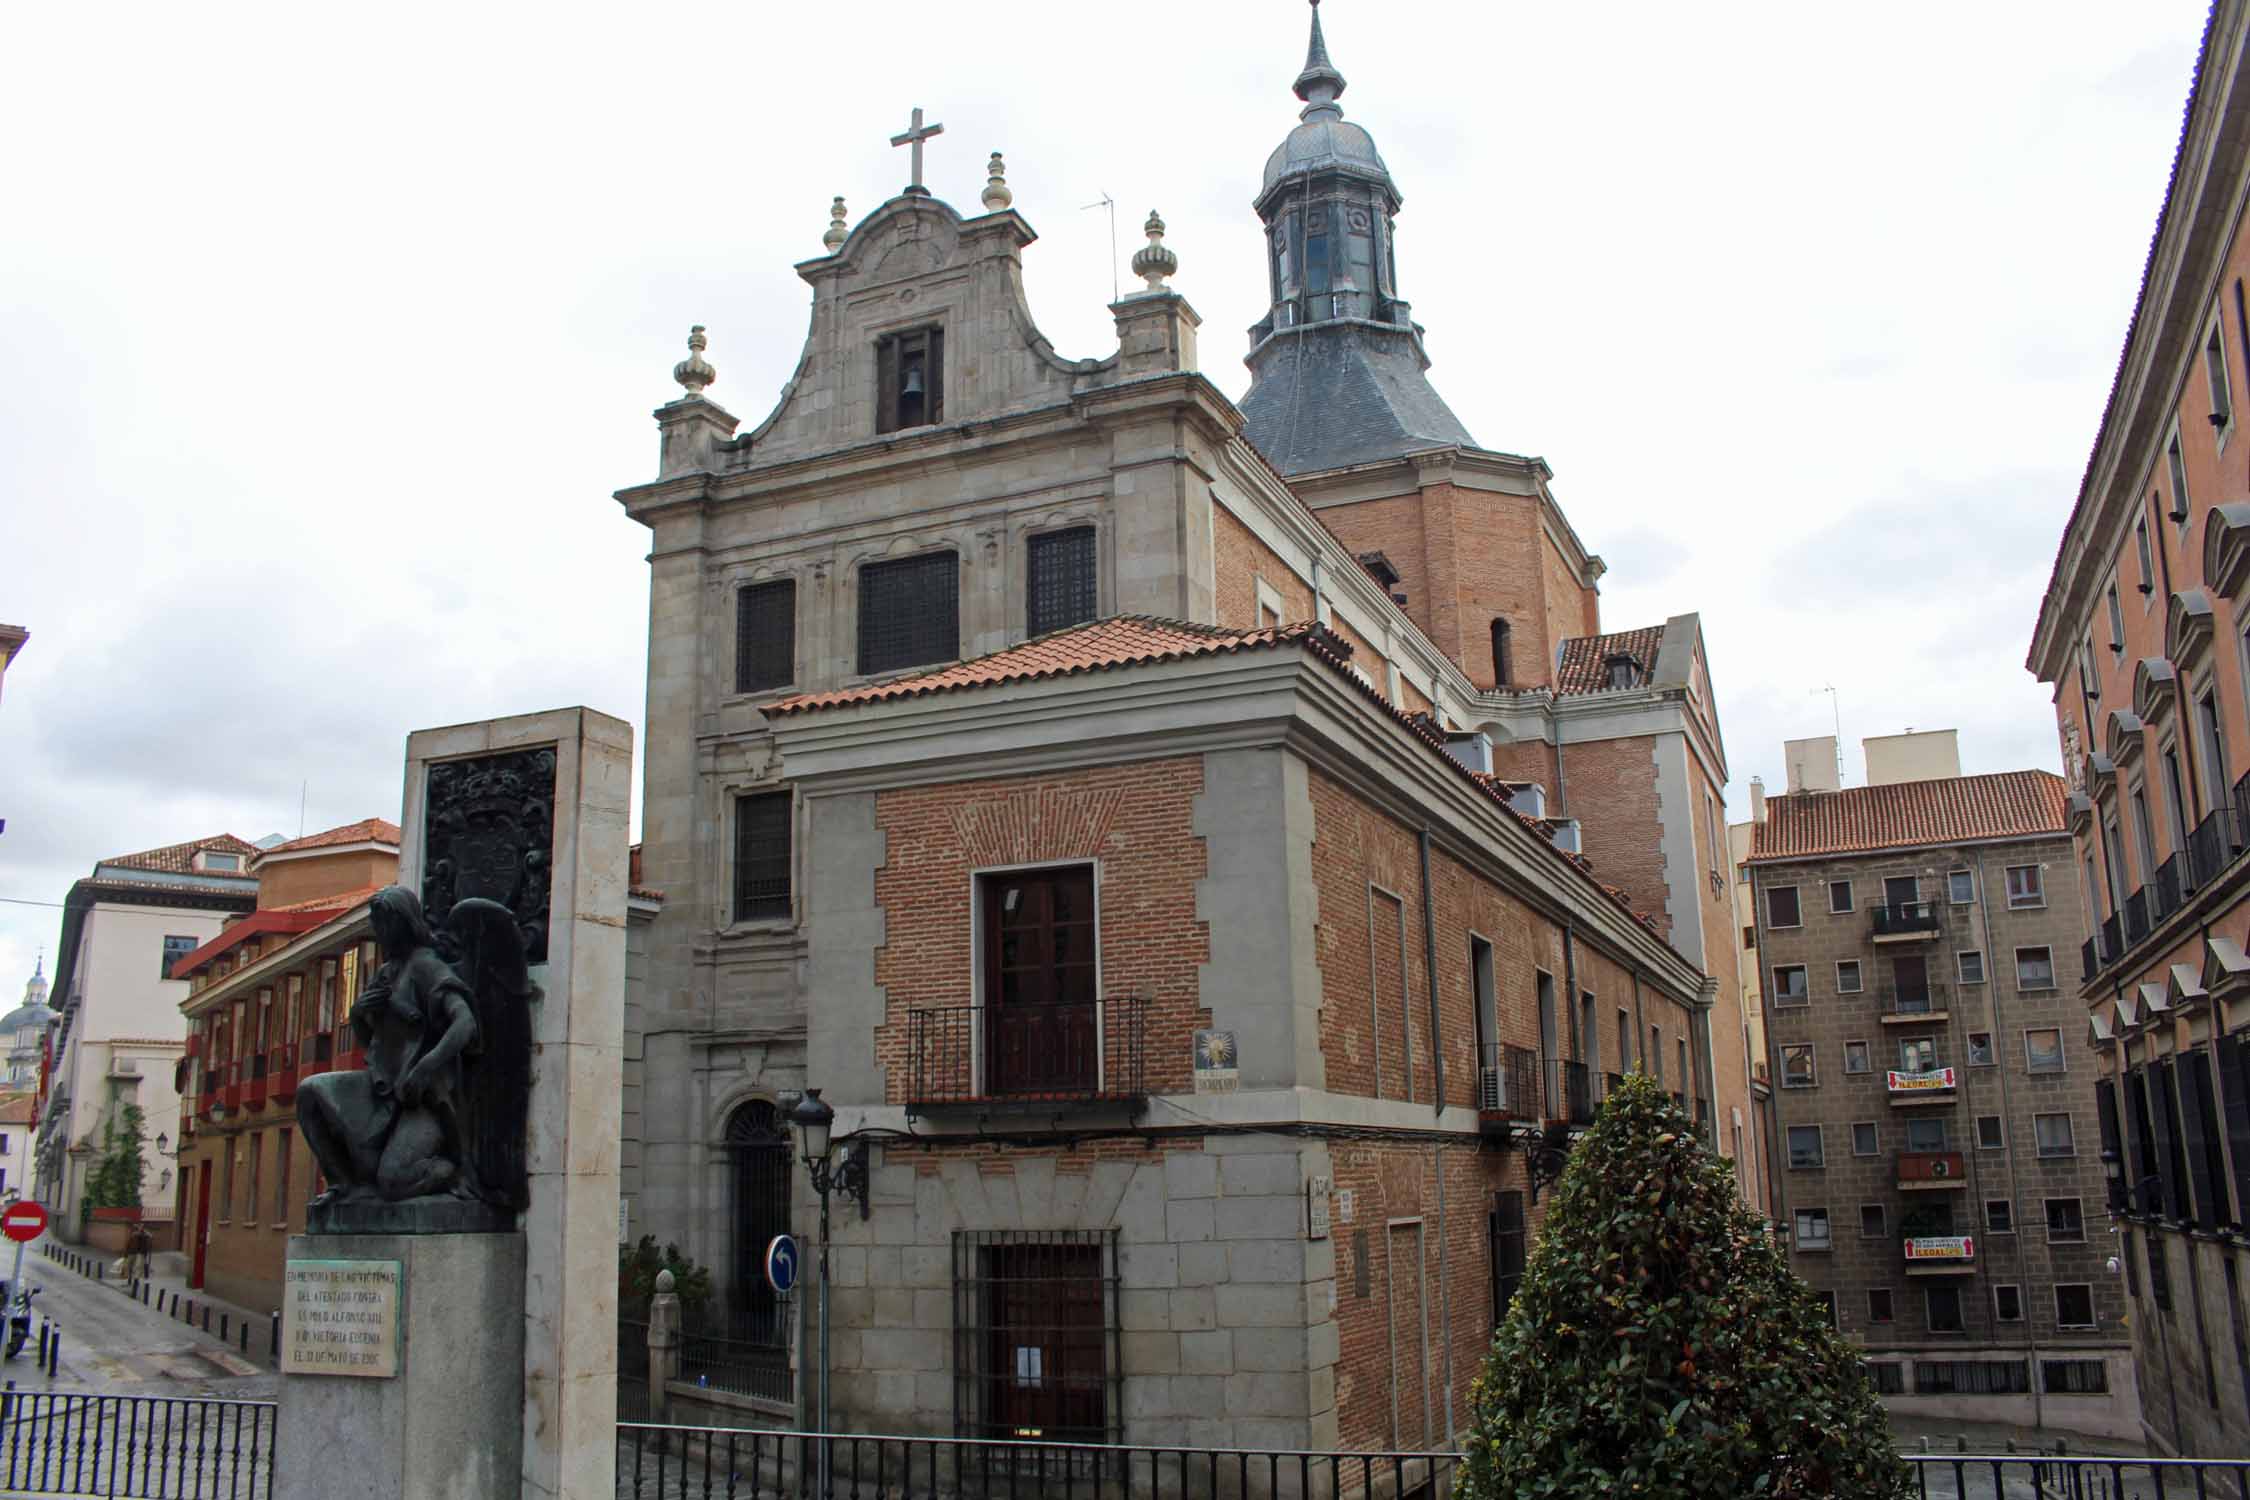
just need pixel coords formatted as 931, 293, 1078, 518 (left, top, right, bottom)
733, 793, 792, 923
1866, 1361, 1904, 1395
859, 551, 960, 676
1916, 1360, 2029, 1395
952, 1230, 1120, 1453
2043, 1359, 2110, 1394
735, 580, 796, 693
1027, 527, 1098, 637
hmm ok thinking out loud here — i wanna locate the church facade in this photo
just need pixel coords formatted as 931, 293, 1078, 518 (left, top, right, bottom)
616, 7, 1750, 1447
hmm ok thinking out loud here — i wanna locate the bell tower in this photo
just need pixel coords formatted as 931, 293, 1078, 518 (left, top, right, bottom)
1238, 1, 1476, 477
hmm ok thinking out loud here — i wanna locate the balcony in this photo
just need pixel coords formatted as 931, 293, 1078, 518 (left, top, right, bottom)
270, 1046, 298, 1103
1902, 1234, 1977, 1276
1896, 1151, 1968, 1191
1553, 1059, 1595, 1127
1870, 901, 1942, 941
1478, 1044, 1541, 1130
1886, 1065, 1957, 1106
106, 1056, 140, 1081
903, 997, 1148, 1119
2155, 854, 2184, 923
2101, 912, 2123, 966
218, 1081, 242, 1115
2081, 936, 2099, 983
1879, 986, 1951, 1025
1605, 1071, 1625, 1102
2124, 886, 2150, 947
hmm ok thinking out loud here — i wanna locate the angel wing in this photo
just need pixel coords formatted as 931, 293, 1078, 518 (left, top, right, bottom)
445, 896, 538, 1212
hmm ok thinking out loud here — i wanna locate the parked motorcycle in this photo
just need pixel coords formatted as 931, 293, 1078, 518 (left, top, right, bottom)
4, 1283, 41, 1361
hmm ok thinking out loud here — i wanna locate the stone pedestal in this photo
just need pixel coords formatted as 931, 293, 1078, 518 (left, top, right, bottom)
274, 1233, 526, 1500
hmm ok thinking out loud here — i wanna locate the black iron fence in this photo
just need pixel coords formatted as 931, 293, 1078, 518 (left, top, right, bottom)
0, 1389, 275, 1497
616, 1426, 1458, 1500
906, 997, 1147, 1113
679, 1320, 794, 1408
1879, 986, 1951, 1019
2124, 884, 2151, 946
1553, 1059, 1594, 1125
1870, 900, 1942, 938
1476, 1043, 1539, 1119
620, 1316, 652, 1424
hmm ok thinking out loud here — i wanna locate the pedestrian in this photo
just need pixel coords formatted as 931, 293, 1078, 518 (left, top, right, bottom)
125, 1221, 152, 1285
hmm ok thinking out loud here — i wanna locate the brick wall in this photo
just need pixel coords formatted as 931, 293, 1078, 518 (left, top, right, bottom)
1304, 495, 1438, 648
1212, 506, 1315, 632
872, 760, 1212, 1100
1558, 736, 1670, 938
178, 1120, 314, 1318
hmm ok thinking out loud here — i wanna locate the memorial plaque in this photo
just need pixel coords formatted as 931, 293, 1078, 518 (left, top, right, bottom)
282, 1259, 403, 1378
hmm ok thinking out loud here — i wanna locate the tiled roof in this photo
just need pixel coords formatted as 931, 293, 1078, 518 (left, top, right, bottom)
261, 818, 400, 856
766, 617, 1319, 715
100, 833, 262, 875
268, 885, 384, 914
1555, 625, 1666, 695
769, 614, 1680, 947
0, 1095, 35, 1125
1748, 771, 2069, 863
628, 844, 663, 904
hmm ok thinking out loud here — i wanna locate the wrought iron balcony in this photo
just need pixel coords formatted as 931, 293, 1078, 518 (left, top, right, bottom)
1553, 1059, 1594, 1127
904, 997, 1147, 1117
2155, 854, 2184, 923
1896, 1151, 1967, 1190
1878, 986, 1950, 1022
2081, 936, 2099, 983
270, 1045, 297, 1102
1870, 901, 1942, 940
2101, 912, 2123, 964
2123, 886, 2150, 947
1478, 1044, 1540, 1127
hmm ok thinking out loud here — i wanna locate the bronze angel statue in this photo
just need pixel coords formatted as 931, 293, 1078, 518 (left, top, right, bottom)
297, 885, 535, 1233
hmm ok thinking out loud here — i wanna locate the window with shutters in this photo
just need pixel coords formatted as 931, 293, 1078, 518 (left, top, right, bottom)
2158, 1061, 2194, 1220
733, 793, 793, 924
875, 327, 944, 434
2097, 1077, 2127, 1212
858, 551, 960, 676
1027, 527, 1098, 637
734, 579, 796, 694
2218, 1036, 2250, 1229
2182, 1050, 2231, 1230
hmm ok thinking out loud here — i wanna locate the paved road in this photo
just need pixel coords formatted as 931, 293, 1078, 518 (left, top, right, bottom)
5, 1235, 273, 1404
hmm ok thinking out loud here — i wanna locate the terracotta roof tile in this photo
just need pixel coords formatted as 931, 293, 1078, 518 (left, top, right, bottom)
261, 818, 400, 856
766, 617, 1318, 715
267, 885, 384, 914
1748, 771, 2068, 863
1555, 625, 1666, 695
99, 833, 262, 875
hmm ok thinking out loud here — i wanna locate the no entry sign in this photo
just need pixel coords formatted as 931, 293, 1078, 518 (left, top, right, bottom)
1, 1202, 47, 1244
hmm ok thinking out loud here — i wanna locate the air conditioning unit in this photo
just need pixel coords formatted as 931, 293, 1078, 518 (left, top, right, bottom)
1444, 732, 1494, 775
1508, 783, 1548, 819
1550, 819, 1583, 854
1479, 1065, 1502, 1111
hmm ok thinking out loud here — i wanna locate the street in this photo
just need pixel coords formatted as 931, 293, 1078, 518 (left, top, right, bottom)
3, 1237, 272, 1405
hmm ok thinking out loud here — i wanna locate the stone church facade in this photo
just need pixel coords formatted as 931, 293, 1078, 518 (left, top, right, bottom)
615, 7, 1749, 1448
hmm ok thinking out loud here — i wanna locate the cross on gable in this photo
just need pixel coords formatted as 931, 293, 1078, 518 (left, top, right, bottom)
890, 106, 944, 196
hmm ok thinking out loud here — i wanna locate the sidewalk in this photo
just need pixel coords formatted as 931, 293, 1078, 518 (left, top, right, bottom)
33, 1241, 279, 1370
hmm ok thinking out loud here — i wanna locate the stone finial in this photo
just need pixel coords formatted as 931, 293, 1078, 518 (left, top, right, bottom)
672, 325, 716, 398
823, 196, 848, 251
982, 152, 1013, 212
1130, 210, 1178, 292
654, 1268, 675, 1294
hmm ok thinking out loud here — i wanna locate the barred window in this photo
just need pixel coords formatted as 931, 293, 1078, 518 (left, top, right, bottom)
733, 793, 792, 923
735, 579, 796, 693
858, 551, 960, 676
1916, 1360, 2028, 1395
2043, 1358, 2109, 1393
1866, 1361, 1904, 1395
1027, 527, 1098, 638
953, 1230, 1119, 1446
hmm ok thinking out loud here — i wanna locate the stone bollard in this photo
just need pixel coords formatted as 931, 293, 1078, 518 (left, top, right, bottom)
648, 1269, 682, 1431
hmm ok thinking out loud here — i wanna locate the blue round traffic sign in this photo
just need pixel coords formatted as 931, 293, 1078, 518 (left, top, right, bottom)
765, 1234, 799, 1295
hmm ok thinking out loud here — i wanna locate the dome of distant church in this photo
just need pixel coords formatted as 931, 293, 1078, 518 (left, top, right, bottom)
2, 956, 53, 1040
1262, 117, 1389, 199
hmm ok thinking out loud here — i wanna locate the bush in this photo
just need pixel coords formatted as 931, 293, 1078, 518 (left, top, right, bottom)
618, 1234, 712, 1316
85, 1104, 147, 1212
1459, 1073, 1910, 1499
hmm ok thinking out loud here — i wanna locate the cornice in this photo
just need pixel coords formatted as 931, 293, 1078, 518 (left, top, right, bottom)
181, 910, 371, 1020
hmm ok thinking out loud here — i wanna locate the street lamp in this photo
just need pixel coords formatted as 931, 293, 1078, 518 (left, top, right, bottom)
790, 1088, 867, 1451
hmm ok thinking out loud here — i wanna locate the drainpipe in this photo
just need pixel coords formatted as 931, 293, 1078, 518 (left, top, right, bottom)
1417, 829, 1446, 1113
1561, 923, 1581, 1068
1552, 716, 1570, 819
1970, 848, 2041, 1431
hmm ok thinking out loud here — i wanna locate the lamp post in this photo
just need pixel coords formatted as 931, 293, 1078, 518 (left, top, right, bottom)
790, 1087, 867, 1459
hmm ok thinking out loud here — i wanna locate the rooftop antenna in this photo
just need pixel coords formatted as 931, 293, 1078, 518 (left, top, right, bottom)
1812, 685, 1843, 785
1081, 191, 1119, 303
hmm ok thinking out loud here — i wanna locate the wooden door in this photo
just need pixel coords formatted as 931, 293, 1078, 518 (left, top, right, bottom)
983, 869, 1097, 1097
982, 1243, 1105, 1441
189, 1165, 211, 1289
1892, 955, 1929, 1010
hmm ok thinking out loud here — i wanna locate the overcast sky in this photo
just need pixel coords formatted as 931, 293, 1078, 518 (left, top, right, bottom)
0, 1, 2209, 992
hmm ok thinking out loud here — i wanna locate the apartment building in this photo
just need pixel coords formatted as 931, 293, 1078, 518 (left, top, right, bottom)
2027, 0, 2250, 1458
1747, 732, 2133, 1438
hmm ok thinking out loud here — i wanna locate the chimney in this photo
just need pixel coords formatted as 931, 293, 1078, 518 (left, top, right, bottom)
1783, 736, 1840, 794
1749, 776, 1767, 824
1863, 728, 1962, 787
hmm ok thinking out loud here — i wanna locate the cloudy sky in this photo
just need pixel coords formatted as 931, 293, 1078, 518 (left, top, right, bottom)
0, 0, 2209, 990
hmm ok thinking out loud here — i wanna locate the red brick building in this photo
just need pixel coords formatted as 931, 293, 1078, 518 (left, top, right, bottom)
169, 818, 398, 1316
617, 5, 1749, 1446
2029, 0, 2250, 1457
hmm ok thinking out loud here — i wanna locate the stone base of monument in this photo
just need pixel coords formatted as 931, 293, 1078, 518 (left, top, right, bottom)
275, 1232, 526, 1499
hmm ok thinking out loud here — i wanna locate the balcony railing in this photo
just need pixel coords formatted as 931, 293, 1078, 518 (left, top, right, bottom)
2100, 912, 2123, 964
243, 1073, 268, 1111
1869, 901, 1942, 939
2123, 886, 2150, 946
1879, 986, 1950, 1021
904, 997, 1148, 1116
270, 1045, 298, 1102
2155, 853, 2184, 922
2081, 936, 2099, 983
1896, 1151, 1967, 1189
1553, 1059, 1594, 1126
1477, 1044, 1540, 1123
1604, 1071, 1625, 1101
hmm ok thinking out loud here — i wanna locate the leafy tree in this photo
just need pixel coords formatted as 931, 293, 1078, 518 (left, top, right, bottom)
85, 1103, 147, 1212
1460, 1072, 1911, 1499
618, 1234, 712, 1316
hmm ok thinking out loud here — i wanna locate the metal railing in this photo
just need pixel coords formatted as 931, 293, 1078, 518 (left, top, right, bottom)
2156, 852, 2185, 921
0, 1389, 275, 1497
1879, 986, 1951, 1019
1896, 1151, 1966, 1187
2081, 935, 2099, 983
1870, 900, 1942, 937
678, 1323, 793, 1407
1477, 1044, 1539, 1120
617, 1426, 1459, 1500
2124, 885, 2151, 946
905, 997, 1147, 1112
1554, 1059, 1594, 1125
2101, 911, 2123, 965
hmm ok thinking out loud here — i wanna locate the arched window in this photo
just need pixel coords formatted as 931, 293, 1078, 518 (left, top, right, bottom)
1491, 619, 1513, 689
725, 1101, 793, 1346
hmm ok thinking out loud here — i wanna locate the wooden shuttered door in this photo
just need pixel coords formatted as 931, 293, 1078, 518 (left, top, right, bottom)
2220, 1033, 2250, 1232
2180, 1050, 2230, 1231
